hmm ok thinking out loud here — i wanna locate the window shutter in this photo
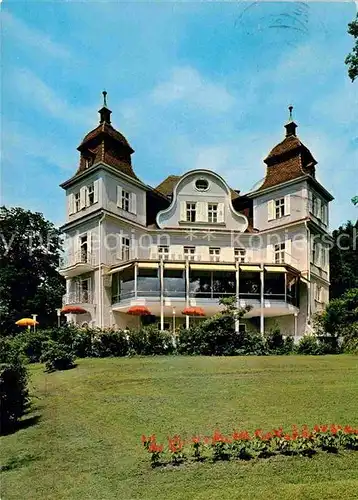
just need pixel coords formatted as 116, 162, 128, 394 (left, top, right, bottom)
284, 195, 291, 216
80, 187, 86, 210
180, 201, 186, 221
285, 239, 292, 265
74, 235, 80, 260
308, 191, 313, 213
322, 203, 327, 225
116, 186, 123, 208
196, 201, 206, 222
268, 200, 275, 221
130, 192, 137, 214
316, 243, 322, 267
93, 180, 99, 204
316, 198, 322, 219
68, 194, 74, 215
217, 203, 225, 223
87, 231, 92, 258
266, 244, 274, 263
117, 236, 123, 259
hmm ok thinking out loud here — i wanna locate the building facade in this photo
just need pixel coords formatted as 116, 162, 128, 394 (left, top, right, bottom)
59, 97, 333, 338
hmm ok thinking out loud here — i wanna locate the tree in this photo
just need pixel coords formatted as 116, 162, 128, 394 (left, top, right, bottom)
329, 220, 358, 299
352, 196, 358, 206
346, 14, 358, 82
0, 207, 65, 334
314, 288, 358, 337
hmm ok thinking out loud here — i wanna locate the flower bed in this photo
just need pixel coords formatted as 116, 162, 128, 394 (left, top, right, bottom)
141, 424, 358, 467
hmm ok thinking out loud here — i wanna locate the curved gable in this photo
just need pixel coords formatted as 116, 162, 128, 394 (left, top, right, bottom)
156, 169, 248, 232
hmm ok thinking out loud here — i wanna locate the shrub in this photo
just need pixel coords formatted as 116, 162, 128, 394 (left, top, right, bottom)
0, 361, 29, 434
265, 327, 294, 355
12, 330, 50, 362
0, 336, 23, 364
93, 330, 129, 357
128, 326, 175, 355
342, 336, 358, 354
40, 341, 76, 372
295, 335, 322, 355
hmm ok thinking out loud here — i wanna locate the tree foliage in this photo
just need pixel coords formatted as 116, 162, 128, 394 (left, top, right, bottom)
346, 14, 358, 82
329, 220, 358, 299
314, 288, 358, 341
0, 206, 65, 334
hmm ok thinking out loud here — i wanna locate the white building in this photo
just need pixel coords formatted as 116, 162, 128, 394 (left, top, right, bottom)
59, 96, 333, 338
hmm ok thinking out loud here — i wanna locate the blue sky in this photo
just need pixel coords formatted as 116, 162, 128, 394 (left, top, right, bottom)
1, 1, 357, 229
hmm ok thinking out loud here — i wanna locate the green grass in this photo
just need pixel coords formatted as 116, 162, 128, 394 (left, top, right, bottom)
1, 356, 358, 500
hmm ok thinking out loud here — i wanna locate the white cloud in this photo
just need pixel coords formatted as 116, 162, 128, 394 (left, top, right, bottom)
151, 66, 236, 112
10, 68, 94, 128
2, 10, 71, 60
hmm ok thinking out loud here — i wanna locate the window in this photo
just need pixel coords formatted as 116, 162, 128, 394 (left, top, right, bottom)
239, 324, 246, 333
275, 198, 285, 219
158, 245, 169, 260
184, 246, 196, 260
321, 245, 326, 267
80, 278, 90, 302
312, 240, 318, 264
315, 285, 322, 302
209, 247, 220, 261
234, 248, 246, 263
87, 184, 94, 206
122, 190, 130, 212
80, 234, 88, 262
75, 192, 80, 212
186, 202, 196, 222
84, 157, 93, 169
274, 242, 285, 264
121, 237, 130, 261
195, 178, 209, 191
208, 203, 218, 223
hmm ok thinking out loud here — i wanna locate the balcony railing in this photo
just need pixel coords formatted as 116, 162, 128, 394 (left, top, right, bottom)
63, 291, 95, 305
60, 251, 95, 269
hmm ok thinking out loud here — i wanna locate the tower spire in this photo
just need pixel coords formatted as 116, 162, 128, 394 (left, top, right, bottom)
284, 105, 297, 137
99, 90, 111, 124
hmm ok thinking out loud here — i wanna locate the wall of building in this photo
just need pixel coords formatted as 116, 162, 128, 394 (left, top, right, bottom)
103, 170, 147, 226
253, 180, 307, 232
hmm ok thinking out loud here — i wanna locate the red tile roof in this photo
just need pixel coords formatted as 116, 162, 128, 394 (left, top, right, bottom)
256, 133, 317, 191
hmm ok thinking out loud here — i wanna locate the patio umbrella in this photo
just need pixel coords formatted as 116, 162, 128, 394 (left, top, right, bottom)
127, 305, 151, 316
15, 318, 39, 327
61, 305, 87, 315
182, 306, 205, 317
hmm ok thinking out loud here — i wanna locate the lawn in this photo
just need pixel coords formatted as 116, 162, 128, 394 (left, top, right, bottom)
1, 355, 358, 500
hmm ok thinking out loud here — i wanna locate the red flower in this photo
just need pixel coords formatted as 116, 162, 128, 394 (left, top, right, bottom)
254, 429, 262, 438
212, 429, 224, 443
284, 434, 291, 441
141, 434, 147, 444
148, 442, 163, 453
320, 425, 328, 433
313, 425, 320, 433
191, 436, 200, 444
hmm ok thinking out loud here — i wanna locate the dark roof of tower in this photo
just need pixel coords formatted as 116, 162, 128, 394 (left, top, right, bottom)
256, 107, 317, 191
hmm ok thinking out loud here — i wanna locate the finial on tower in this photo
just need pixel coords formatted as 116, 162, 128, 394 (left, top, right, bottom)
99, 90, 112, 125
102, 90, 108, 108
288, 105, 293, 122
284, 105, 297, 137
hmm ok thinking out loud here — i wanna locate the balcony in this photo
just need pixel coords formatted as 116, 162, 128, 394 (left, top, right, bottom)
62, 291, 95, 305
59, 251, 96, 278
111, 261, 300, 319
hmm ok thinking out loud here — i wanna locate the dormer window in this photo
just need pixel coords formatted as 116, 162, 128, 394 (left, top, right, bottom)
208, 203, 218, 223
84, 157, 93, 169
195, 178, 209, 191
186, 202, 196, 222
